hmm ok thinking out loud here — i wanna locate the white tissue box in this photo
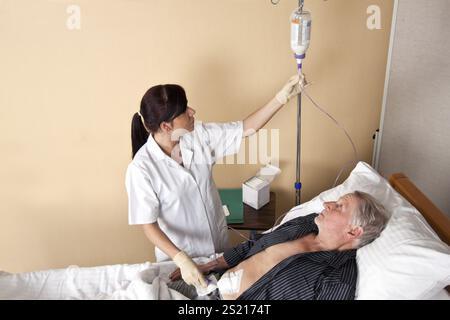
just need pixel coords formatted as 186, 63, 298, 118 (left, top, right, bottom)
242, 176, 270, 210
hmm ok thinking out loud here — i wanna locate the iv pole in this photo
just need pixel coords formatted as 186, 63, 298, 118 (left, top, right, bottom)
271, 0, 308, 205
273, 0, 352, 205
294, 0, 304, 206
295, 76, 302, 205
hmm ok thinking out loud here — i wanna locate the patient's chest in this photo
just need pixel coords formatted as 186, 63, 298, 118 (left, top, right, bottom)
221, 234, 316, 299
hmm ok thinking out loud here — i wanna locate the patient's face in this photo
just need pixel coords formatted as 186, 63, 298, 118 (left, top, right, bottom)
315, 193, 359, 235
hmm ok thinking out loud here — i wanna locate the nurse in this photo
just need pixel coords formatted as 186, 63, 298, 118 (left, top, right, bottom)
126, 74, 304, 288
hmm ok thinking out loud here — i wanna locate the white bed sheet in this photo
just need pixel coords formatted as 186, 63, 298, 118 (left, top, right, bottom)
0, 256, 215, 300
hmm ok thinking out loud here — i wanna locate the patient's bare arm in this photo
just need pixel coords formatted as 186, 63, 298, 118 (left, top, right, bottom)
208, 255, 229, 272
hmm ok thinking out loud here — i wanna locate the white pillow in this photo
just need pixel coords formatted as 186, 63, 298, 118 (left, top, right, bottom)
279, 161, 450, 300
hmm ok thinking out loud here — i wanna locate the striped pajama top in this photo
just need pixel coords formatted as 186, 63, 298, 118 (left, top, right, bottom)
223, 213, 357, 300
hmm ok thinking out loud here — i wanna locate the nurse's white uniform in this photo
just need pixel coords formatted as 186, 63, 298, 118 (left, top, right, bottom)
125, 121, 243, 262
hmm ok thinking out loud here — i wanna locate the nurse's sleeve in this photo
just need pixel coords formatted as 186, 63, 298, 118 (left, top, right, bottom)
125, 163, 160, 225
201, 121, 243, 160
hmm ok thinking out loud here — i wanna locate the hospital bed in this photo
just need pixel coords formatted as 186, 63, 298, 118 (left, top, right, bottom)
1, 162, 449, 300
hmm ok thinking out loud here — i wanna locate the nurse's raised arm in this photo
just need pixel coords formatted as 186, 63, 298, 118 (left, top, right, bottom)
242, 74, 306, 137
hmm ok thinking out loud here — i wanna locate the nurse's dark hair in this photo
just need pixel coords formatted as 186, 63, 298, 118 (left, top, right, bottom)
131, 84, 188, 158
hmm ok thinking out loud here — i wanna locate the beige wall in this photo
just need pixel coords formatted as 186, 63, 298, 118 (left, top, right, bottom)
0, 0, 393, 273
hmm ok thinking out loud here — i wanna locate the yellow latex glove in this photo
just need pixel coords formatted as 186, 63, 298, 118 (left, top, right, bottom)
275, 74, 307, 105
173, 251, 207, 288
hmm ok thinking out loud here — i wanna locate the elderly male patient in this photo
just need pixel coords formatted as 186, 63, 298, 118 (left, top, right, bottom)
170, 190, 390, 300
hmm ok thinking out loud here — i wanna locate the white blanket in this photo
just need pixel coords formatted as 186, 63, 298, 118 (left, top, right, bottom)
0, 257, 215, 300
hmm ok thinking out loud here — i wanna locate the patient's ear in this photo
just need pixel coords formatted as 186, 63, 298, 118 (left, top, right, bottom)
347, 226, 363, 240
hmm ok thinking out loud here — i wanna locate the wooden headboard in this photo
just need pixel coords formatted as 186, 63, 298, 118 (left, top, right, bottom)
389, 173, 450, 294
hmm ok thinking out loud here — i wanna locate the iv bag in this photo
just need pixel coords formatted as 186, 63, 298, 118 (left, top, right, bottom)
290, 8, 311, 55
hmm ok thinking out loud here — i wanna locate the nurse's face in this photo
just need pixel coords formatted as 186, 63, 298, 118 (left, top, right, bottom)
171, 106, 196, 133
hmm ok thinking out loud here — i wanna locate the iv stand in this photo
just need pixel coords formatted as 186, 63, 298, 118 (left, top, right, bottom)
294, 0, 304, 206
295, 78, 302, 206
270, 0, 306, 205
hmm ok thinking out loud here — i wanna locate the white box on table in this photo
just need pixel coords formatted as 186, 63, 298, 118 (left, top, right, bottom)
242, 176, 270, 210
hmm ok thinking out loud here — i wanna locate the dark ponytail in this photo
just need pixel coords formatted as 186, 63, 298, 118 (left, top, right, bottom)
131, 84, 188, 159
131, 112, 149, 158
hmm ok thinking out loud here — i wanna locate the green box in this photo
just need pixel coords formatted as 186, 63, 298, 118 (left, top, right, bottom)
218, 188, 244, 224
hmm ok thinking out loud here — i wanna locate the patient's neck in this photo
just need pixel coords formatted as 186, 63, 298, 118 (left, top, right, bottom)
309, 233, 354, 252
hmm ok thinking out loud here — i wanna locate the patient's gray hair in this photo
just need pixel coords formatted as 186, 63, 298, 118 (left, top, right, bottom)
351, 191, 390, 248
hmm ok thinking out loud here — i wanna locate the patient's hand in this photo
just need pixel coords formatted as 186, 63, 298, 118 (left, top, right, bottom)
169, 263, 214, 282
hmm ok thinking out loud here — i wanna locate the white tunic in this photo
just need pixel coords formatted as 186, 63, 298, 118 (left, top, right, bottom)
125, 121, 243, 262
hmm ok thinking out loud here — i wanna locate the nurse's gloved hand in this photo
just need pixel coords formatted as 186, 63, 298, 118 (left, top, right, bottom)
173, 251, 208, 288
275, 74, 307, 105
